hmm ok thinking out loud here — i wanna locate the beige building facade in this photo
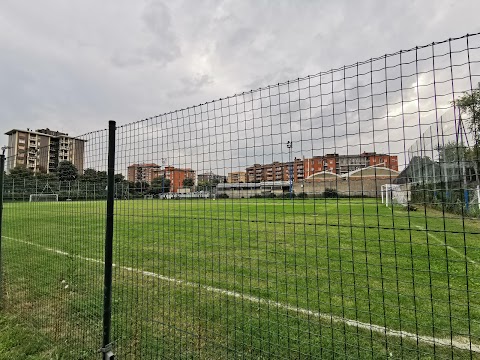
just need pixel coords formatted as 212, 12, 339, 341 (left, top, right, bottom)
5, 128, 85, 174
227, 171, 246, 183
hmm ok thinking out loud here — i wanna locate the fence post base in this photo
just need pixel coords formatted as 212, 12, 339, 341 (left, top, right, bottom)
100, 343, 115, 360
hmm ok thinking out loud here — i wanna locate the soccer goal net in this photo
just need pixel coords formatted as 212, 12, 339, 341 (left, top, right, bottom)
381, 184, 408, 207
29, 194, 59, 202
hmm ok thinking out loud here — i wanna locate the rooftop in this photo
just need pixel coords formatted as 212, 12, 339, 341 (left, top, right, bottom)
5, 128, 86, 141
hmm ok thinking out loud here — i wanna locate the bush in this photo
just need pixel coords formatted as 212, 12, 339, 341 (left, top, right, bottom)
401, 203, 418, 212
411, 183, 479, 217
296, 192, 308, 199
251, 193, 276, 199
323, 189, 338, 198
216, 193, 229, 199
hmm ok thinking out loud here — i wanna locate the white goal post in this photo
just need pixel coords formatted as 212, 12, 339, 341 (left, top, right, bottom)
29, 194, 59, 202
381, 184, 408, 207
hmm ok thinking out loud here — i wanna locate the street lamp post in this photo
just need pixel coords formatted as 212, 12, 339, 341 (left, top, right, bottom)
287, 141, 293, 199
136, 166, 144, 196
160, 158, 167, 197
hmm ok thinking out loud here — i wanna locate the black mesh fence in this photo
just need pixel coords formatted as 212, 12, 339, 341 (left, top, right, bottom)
1, 129, 109, 358
1, 33, 480, 359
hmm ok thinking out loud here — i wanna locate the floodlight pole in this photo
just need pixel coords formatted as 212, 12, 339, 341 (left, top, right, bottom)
287, 141, 293, 199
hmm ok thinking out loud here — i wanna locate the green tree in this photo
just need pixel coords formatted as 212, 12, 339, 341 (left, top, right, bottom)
132, 181, 150, 195
437, 142, 469, 163
455, 83, 480, 143
454, 86, 480, 182
96, 171, 108, 182
183, 177, 195, 187
35, 172, 58, 181
127, 181, 137, 194
151, 176, 171, 194
57, 161, 78, 181
438, 141, 479, 182
80, 168, 98, 182
197, 178, 220, 191
114, 173, 125, 183
197, 180, 209, 191
9, 166, 34, 179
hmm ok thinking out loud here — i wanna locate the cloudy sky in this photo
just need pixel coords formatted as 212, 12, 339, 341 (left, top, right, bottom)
1, 1, 479, 173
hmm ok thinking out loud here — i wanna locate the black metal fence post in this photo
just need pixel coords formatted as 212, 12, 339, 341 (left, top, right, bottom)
102, 121, 116, 359
0, 153, 5, 307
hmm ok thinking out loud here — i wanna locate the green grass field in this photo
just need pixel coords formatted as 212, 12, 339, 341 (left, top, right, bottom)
1, 198, 479, 359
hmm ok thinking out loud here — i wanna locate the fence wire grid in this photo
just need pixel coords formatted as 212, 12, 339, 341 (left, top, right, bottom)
1, 32, 480, 359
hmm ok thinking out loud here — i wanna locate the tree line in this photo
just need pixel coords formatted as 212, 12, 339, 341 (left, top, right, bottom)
3, 161, 206, 200
6, 161, 125, 183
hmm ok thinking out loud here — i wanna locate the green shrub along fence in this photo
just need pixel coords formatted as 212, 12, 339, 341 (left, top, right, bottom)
1, 179, 173, 202
411, 183, 480, 217
1, 33, 480, 360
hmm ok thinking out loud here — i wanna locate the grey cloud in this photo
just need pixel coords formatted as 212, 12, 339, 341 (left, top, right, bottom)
111, 0, 181, 68
1, 0, 480, 175
167, 74, 214, 98
142, 0, 181, 64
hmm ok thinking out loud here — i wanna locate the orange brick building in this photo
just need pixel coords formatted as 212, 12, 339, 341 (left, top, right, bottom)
127, 164, 195, 193
246, 152, 398, 183
127, 163, 162, 184
304, 152, 398, 176
246, 159, 305, 182
162, 166, 195, 193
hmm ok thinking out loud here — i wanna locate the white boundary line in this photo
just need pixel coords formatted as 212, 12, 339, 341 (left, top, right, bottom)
3, 235, 479, 353
415, 226, 478, 267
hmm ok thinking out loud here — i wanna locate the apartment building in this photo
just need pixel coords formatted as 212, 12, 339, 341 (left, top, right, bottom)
5, 128, 85, 174
304, 152, 398, 176
127, 163, 195, 193
227, 171, 246, 183
246, 152, 398, 183
246, 159, 305, 183
162, 166, 196, 193
197, 172, 226, 184
127, 163, 162, 184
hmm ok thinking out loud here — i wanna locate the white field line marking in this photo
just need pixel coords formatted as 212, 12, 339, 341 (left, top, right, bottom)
3, 235, 479, 353
415, 226, 478, 267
